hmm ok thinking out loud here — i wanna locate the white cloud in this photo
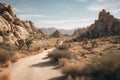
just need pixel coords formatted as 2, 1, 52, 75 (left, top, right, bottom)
87, 0, 120, 12
75, 0, 88, 2
18, 14, 47, 20
39, 19, 94, 24
14, 8, 24, 13
87, 4, 105, 12
110, 9, 120, 15
98, 0, 104, 3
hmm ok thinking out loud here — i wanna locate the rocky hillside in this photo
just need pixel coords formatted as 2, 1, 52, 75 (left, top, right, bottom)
72, 28, 88, 36
51, 30, 63, 38
74, 9, 120, 41
0, 3, 43, 44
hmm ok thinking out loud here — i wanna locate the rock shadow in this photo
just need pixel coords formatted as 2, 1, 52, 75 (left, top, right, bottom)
48, 76, 65, 80
30, 61, 56, 67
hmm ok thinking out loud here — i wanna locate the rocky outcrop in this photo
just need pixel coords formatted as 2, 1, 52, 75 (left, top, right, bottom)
74, 9, 120, 41
72, 28, 88, 36
51, 30, 63, 38
0, 3, 43, 44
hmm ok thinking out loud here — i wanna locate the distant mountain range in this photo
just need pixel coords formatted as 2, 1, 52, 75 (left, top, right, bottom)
40, 27, 75, 35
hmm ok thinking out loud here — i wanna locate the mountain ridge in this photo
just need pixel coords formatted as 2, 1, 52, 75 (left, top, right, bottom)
40, 27, 74, 35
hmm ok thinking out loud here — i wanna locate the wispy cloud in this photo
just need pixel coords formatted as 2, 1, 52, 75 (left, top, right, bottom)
35, 18, 95, 29
87, 4, 104, 12
87, 1, 120, 13
39, 18, 94, 24
110, 9, 120, 15
18, 14, 47, 20
98, 0, 104, 3
87, 0, 120, 13
14, 8, 24, 13
75, 0, 88, 2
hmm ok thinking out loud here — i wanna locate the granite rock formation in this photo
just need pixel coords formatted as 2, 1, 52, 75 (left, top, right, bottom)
0, 3, 43, 44
74, 9, 120, 41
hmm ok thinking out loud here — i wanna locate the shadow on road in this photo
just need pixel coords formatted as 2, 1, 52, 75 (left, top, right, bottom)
30, 61, 56, 67
48, 76, 65, 80
52, 65, 62, 70
42, 56, 49, 59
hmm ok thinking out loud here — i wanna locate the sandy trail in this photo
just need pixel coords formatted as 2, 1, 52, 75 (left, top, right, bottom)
4, 49, 63, 80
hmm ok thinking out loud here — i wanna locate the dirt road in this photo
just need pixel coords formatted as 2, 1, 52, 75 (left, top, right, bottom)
4, 49, 63, 80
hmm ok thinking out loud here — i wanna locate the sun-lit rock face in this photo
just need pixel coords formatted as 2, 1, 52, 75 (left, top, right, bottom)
0, 3, 44, 43
74, 9, 120, 41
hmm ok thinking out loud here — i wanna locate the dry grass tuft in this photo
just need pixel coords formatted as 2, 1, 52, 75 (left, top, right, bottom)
0, 49, 16, 67
90, 52, 120, 80
56, 44, 69, 50
48, 50, 71, 63
61, 52, 120, 80
0, 72, 11, 80
0, 49, 11, 64
61, 62, 92, 78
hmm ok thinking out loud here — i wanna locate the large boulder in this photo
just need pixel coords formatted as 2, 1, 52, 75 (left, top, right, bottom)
2, 11, 13, 22
15, 25, 29, 39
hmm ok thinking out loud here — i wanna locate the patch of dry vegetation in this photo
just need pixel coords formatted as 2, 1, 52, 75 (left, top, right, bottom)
0, 49, 10, 64
48, 50, 71, 63
0, 38, 59, 69
46, 36, 120, 80
56, 44, 68, 50
37, 38, 58, 49
47, 43, 72, 63
61, 52, 120, 80
0, 72, 11, 80
0, 49, 13, 67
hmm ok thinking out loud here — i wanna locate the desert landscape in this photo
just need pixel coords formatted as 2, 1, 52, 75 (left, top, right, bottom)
0, 0, 120, 80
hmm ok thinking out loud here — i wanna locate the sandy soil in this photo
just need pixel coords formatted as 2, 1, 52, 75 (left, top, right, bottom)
3, 49, 63, 80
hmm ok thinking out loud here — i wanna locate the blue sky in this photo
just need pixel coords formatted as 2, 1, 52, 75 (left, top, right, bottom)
1, 0, 120, 29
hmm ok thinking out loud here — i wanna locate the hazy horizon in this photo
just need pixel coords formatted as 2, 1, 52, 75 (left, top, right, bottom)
1, 0, 120, 29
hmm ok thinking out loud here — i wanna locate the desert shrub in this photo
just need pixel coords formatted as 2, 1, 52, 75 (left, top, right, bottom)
82, 39, 88, 45
0, 72, 11, 80
61, 52, 120, 80
91, 41, 98, 48
48, 50, 71, 63
16, 39, 24, 50
0, 43, 14, 51
0, 49, 15, 67
16, 38, 33, 50
0, 49, 10, 64
25, 38, 33, 50
56, 44, 68, 50
91, 53, 120, 80
62, 62, 92, 79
